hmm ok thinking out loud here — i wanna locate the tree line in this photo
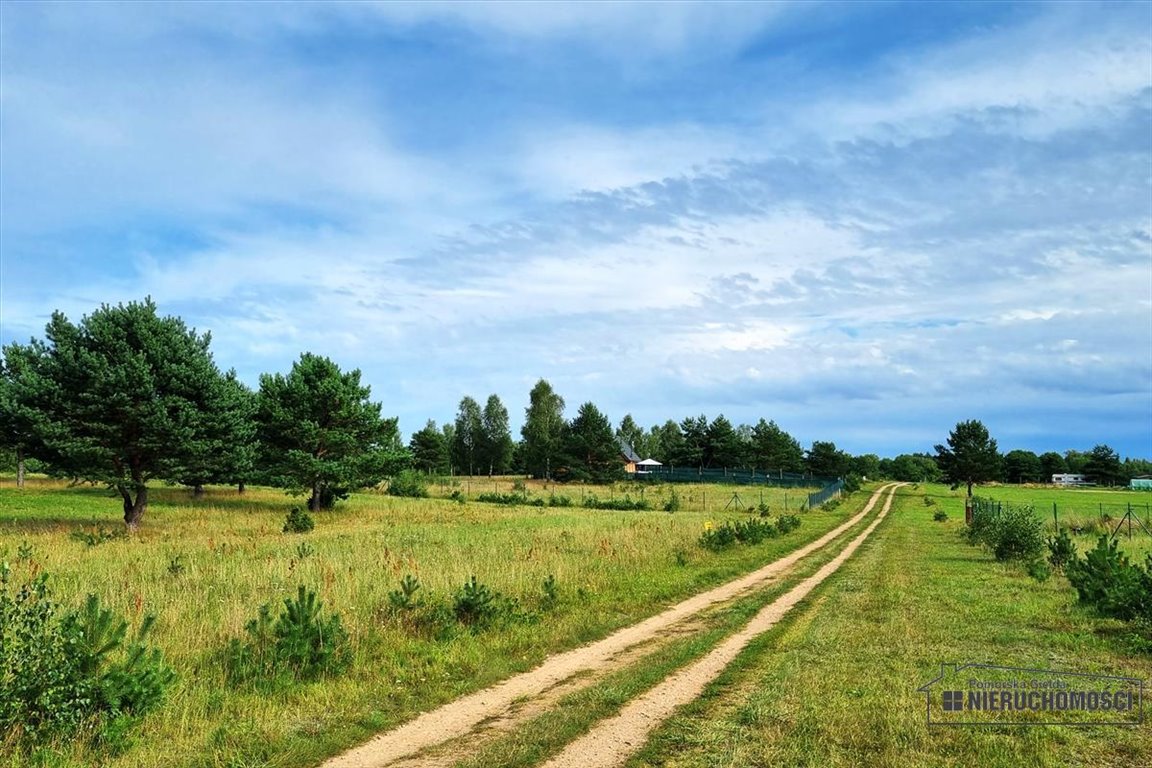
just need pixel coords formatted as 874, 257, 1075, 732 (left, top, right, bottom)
2, 300, 1148, 527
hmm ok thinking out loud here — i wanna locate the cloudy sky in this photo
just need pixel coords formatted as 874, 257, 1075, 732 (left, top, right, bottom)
2, 1, 1150, 458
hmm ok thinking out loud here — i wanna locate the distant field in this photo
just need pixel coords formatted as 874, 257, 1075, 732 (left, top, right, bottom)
0, 475, 831, 768
920, 482, 1152, 560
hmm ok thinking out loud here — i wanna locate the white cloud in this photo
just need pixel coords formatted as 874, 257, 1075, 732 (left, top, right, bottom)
362, 1, 791, 57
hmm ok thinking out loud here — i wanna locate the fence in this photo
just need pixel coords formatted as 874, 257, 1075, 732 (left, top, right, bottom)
637, 465, 830, 488
807, 478, 845, 509
976, 498, 1152, 539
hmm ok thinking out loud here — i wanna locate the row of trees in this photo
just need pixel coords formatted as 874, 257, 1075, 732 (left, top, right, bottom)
3, 301, 1147, 527
1, 300, 407, 527
406, 382, 626, 484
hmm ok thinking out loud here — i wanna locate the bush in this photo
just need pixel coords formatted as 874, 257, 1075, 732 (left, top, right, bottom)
1065, 537, 1152, 622
933, 510, 949, 522
388, 574, 422, 611
0, 568, 175, 749
777, 514, 801, 533
381, 575, 455, 639
453, 575, 501, 626
476, 491, 543, 507
387, 470, 429, 498
227, 585, 349, 683
663, 490, 681, 513
1046, 527, 1078, 571
699, 515, 800, 550
964, 499, 1044, 562
283, 506, 314, 534
1026, 558, 1051, 582
699, 522, 738, 551
583, 494, 650, 511
990, 506, 1045, 562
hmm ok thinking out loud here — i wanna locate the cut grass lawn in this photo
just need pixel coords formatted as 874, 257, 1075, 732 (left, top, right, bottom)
628, 484, 1152, 768
0, 476, 831, 768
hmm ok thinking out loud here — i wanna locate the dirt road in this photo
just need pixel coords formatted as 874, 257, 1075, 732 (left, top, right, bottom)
322, 483, 904, 768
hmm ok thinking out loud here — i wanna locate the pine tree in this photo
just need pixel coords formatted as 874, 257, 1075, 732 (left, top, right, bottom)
256, 353, 406, 510
935, 420, 1002, 497
6, 299, 235, 528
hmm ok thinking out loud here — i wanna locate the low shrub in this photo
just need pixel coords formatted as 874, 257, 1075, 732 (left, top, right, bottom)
933, 509, 949, 522
453, 575, 501, 626
1065, 537, 1152, 622
777, 514, 801, 533
699, 515, 800, 550
1026, 558, 1051, 582
583, 494, 650, 511
226, 585, 349, 683
71, 525, 124, 546
965, 499, 1044, 562
699, 522, 738, 551
663, 490, 681, 513
387, 470, 429, 498
476, 491, 543, 507
283, 506, 314, 534
540, 574, 559, 610
0, 568, 175, 750
1046, 527, 1078, 571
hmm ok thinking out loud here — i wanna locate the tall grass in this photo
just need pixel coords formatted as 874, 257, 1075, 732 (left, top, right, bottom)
0, 477, 834, 767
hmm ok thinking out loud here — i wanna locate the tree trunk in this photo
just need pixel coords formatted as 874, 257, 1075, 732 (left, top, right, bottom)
120, 484, 148, 530
237, 482, 246, 494
16, 447, 25, 489
193, 483, 205, 498
309, 481, 321, 512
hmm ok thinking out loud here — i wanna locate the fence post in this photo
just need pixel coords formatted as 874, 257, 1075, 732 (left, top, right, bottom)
965, 497, 973, 526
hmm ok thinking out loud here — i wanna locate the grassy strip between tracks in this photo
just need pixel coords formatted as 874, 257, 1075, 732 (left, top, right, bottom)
418, 490, 891, 768
626, 484, 1152, 768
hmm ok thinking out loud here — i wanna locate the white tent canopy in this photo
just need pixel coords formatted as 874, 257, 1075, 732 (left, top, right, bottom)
636, 458, 663, 467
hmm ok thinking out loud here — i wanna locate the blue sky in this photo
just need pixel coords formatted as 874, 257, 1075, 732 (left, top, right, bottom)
2, 1, 1150, 459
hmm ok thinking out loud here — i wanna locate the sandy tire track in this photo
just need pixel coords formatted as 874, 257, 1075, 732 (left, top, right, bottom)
540, 482, 906, 768
321, 483, 903, 768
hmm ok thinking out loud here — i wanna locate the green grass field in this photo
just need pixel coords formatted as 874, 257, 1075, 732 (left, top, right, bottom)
629, 483, 1152, 768
2, 479, 1149, 767
0, 475, 829, 767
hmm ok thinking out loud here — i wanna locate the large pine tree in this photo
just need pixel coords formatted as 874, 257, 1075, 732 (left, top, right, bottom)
8, 299, 235, 528
935, 419, 1002, 497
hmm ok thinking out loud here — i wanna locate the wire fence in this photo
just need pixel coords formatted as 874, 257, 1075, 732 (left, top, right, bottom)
807, 478, 845, 509
636, 466, 832, 488
975, 498, 1152, 539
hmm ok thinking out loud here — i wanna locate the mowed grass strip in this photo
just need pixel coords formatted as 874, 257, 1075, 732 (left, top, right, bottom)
0, 478, 831, 768
626, 484, 1152, 768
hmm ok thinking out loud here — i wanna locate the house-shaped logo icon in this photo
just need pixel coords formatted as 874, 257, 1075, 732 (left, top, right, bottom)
918, 663, 1143, 727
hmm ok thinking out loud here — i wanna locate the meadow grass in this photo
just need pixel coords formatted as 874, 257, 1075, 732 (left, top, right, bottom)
627, 484, 1152, 768
438, 493, 890, 768
0, 475, 830, 767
